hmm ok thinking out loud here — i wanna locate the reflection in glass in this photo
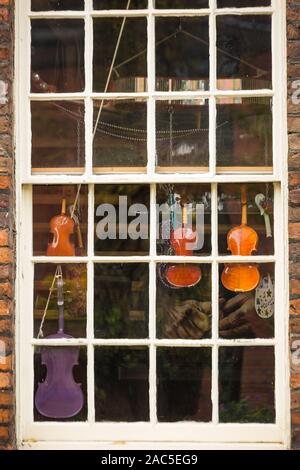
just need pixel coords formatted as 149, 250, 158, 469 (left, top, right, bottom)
219, 347, 275, 423
155, 0, 208, 7
217, 16, 271, 90
94, 185, 150, 256
34, 347, 87, 422
31, 20, 85, 93
157, 348, 212, 422
31, 101, 85, 172
94, 0, 147, 8
157, 264, 211, 339
218, 0, 270, 6
34, 264, 87, 339
156, 100, 209, 171
93, 18, 147, 92
94, 347, 149, 421
156, 17, 209, 91
93, 100, 147, 171
216, 97, 272, 170
33, 185, 88, 256
94, 264, 149, 338
32, 0, 84, 10
156, 183, 211, 256
218, 183, 274, 256
219, 264, 274, 339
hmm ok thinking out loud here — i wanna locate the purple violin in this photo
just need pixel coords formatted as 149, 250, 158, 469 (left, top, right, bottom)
35, 270, 84, 419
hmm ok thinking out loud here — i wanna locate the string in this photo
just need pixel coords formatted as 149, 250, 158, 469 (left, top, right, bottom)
37, 266, 60, 339
93, 0, 132, 140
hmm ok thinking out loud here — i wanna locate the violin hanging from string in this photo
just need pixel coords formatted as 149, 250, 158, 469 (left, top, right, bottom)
35, 268, 84, 419
221, 185, 260, 293
47, 198, 76, 257
165, 194, 202, 288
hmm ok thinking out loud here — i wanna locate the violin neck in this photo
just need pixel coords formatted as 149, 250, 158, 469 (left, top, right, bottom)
61, 198, 66, 215
241, 185, 248, 225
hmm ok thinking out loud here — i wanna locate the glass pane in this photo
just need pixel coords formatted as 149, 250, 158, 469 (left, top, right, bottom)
31, 101, 85, 172
217, 16, 271, 90
219, 264, 274, 339
34, 264, 87, 339
33, 185, 88, 256
216, 97, 272, 171
156, 17, 209, 91
94, 0, 147, 8
155, 0, 208, 7
32, 0, 84, 10
219, 347, 275, 423
218, 183, 274, 256
156, 184, 211, 256
94, 264, 149, 338
156, 100, 209, 171
94, 347, 149, 421
157, 348, 212, 422
94, 185, 150, 256
34, 346, 87, 421
31, 20, 85, 93
93, 100, 147, 172
157, 264, 211, 339
218, 0, 270, 6
93, 18, 147, 92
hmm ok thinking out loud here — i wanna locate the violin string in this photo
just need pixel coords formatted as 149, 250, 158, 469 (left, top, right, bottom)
71, 184, 82, 220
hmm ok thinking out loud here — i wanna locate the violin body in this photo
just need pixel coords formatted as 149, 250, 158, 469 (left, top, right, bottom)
166, 226, 202, 288
47, 199, 75, 257
35, 333, 84, 419
221, 186, 260, 293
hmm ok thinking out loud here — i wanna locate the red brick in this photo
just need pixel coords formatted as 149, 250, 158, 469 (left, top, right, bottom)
0, 409, 11, 424
0, 176, 10, 190
0, 248, 12, 263
0, 300, 9, 316
0, 372, 11, 389
291, 279, 300, 296
289, 223, 300, 240
0, 426, 9, 441
287, 5, 300, 23
0, 229, 8, 247
291, 373, 300, 390
0, 282, 12, 298
0, 391, 12, 406
291, 299, 300, 315
289, 172, 300, 186
0, 354, 12, 371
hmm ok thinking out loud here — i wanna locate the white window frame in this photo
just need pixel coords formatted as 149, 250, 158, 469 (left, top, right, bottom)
15, 0, 290, 450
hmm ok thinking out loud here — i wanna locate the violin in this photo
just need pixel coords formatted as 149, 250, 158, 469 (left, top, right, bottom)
35, 270, 84, 419
221, 185, 260, 293
47, 199, 75, 257
165, 195, 202, 288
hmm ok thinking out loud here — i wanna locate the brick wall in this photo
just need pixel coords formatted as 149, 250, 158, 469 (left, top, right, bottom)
0, 0, 14, 451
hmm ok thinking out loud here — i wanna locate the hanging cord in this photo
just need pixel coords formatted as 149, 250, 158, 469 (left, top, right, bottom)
93, 0, 132, 140
37, 266, 62, 339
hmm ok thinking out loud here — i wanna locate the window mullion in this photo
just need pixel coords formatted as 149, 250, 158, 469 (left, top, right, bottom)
149, 182, 157, 424
87, 183, 95, 423
209, 0, 217, 177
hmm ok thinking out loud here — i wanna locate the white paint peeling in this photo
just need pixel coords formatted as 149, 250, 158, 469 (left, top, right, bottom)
0, 80, 8, 105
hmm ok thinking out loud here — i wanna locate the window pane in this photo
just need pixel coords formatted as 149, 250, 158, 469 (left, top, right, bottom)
218, 183, 274, 256
155, 0, 208, 7
219, 347, 275, 423
93, 18, 147, 92
94, 264, 149, 338
157, 348, 212, 422
217, 16, 271, 90
94, 347, 149, 421
216, 97, 272, 171
157, 264, 211, 339
94, 0, 147, 8
219, 263, 274, 339
156, 100, 209, 171
31, 20, 85, 93
94, 185, 150, 256
31, 101, 85, 173
93, 99, 147, 172
34, 264, 87, 339
32, 0, 84, 10
156, 184, 211, 256
34, 347, 87, 421
156, 17, 209, 92
218, 0, 270, 6
33, 185, 88, 256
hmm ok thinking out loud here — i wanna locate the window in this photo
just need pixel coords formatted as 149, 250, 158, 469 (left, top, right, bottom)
17, 0, 288, 448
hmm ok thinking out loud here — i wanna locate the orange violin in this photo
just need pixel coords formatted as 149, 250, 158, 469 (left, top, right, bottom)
221, 185, 260, 293
47, 199, 75, 257
166, 195, 202, 288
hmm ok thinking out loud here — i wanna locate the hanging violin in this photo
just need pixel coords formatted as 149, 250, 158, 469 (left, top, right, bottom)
165, 194, 202, 288
221, 185, 260, 293
47, 198, 75, 257
35, 268, 84, 419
